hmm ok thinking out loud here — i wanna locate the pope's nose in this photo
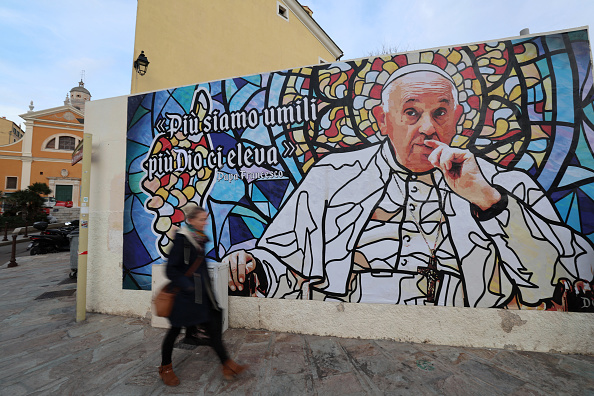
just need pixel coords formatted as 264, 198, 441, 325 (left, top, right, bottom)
418, 113, 437, 136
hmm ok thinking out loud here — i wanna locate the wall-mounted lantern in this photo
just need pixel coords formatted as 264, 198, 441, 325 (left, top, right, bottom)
134, 51, 150, 76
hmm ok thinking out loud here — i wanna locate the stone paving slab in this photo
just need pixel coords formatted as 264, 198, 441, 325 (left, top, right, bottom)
1, 253, 594, 395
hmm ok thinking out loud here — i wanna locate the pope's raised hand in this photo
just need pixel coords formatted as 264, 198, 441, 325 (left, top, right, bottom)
425, 140, 501, 211
223, 250, 256, 292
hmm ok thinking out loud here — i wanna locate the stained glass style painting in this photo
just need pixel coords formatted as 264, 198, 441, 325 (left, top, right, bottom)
125, 28, 594, 312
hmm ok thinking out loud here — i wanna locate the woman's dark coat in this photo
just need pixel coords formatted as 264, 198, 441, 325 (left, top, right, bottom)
166, 230, 218, 327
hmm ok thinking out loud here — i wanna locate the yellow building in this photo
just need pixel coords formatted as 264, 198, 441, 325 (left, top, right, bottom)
0, 117, 24, 145
131, 0, 342, 94
0, 82, 90, 207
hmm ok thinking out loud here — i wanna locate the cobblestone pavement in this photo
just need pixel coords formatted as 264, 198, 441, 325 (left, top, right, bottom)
1, 253, 593, 395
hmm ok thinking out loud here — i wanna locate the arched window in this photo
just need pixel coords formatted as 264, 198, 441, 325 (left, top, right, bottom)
42, 134, 80, 151
58, 136, 76, 150
45, 138, 56, 149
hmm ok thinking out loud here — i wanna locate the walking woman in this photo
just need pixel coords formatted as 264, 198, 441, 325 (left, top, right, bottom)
159, 206, 247, 386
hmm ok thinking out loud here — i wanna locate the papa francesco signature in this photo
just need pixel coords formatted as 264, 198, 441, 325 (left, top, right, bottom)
217, 170, 284, 182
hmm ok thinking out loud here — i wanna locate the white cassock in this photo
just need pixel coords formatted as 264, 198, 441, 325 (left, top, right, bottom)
247, 141, 594, 307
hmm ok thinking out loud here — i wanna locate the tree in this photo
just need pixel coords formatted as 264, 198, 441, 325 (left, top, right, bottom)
366, 43, 411, 57
5, 183, 52, 224
29, 182, 51, 196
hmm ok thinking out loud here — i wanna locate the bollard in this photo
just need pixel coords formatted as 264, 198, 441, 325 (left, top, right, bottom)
8, 235, 18, 268
24, 223, 28, 238
2, 223, 7, 242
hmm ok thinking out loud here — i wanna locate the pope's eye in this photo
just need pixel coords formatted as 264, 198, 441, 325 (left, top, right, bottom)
404, 109, 418, 117
433, 108, 447, 117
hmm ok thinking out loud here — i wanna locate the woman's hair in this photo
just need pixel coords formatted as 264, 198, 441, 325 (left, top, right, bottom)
185, 206, 206, 220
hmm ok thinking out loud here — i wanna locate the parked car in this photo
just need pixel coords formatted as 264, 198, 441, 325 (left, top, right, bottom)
55, 200, 73, 208
43, 197, 56, 208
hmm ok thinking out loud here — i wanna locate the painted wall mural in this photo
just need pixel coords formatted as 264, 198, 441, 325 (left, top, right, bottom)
125, 28, 594, 312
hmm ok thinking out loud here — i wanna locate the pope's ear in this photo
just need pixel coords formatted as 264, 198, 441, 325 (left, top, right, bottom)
372, 105, 386, 130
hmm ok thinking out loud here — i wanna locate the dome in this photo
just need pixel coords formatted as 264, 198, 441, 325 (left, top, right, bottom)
68, 80, 91, 113
71, 80, 91, 96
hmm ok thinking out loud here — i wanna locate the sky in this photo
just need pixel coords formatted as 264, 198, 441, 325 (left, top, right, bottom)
1, 0, 593, 128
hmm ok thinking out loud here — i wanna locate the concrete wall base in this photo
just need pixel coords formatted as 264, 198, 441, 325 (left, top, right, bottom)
228, 296, 594, 355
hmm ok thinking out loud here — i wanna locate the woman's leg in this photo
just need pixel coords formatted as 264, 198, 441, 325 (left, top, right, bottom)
161, 326, 182, 366
204, 310, 248, 379
204, 309, 229, 364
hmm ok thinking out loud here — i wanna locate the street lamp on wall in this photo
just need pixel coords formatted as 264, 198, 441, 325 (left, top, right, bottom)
134, 51, 150, 76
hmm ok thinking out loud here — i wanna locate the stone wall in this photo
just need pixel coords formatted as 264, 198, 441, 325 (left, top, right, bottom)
49, 207, 80, 223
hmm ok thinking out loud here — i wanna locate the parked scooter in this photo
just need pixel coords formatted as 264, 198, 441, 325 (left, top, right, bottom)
27, 221, 77, 255
41, 221, 78, 238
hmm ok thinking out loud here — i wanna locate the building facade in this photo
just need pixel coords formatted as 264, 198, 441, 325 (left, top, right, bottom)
0, 117, 24, 145
0, 82, 90, 206
131, 0, 342, 94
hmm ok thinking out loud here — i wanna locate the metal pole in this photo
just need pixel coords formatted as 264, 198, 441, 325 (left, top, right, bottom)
24, 223, 28, 238
2, 223, 7, 241
76, 133, 92, 322
8, 235, 18, 268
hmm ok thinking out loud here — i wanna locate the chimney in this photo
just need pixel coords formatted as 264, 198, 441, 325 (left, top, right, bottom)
302, 5, 313, 16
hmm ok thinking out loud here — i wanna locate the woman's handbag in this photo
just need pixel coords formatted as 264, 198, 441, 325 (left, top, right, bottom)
153, 256, 204, 318
154, 283, 176, 317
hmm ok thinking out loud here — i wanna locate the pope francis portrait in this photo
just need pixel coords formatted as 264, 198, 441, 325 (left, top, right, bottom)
223, 63, 594, 311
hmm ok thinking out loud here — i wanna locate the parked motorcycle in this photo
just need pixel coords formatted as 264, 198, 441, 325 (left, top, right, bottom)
41, 223, 77, 238
27, 221, 78, 255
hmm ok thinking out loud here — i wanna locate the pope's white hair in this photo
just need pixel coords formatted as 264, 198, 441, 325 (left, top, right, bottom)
381, 63, 459, 112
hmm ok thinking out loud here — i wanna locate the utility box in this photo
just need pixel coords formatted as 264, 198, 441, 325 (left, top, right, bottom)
207, 262, 229, 333
151, 262, 228, 332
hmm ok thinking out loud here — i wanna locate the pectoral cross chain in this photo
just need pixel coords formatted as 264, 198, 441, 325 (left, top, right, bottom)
417, 251, 441, 304
393, 174, 445, 305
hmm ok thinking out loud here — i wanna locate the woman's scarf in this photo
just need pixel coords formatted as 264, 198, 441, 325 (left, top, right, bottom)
181, 223, 208, 255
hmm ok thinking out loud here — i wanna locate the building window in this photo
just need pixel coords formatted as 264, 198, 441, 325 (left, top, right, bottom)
277, 2, 289, 21
44, 135, 81, 151
6, 177, 17, 190
58, 136, 76, 150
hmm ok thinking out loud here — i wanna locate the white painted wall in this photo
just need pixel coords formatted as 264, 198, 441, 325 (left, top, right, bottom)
85, 96, 153, 317
84, 96, 594, 355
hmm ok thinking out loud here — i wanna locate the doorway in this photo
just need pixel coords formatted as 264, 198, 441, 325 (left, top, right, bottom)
55, 185, 73, 202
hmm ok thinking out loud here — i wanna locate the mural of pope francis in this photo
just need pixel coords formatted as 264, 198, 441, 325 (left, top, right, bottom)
224, 63, 594, 311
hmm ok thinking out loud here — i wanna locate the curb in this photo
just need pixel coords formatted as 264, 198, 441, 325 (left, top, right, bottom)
0, 237, 32, 247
